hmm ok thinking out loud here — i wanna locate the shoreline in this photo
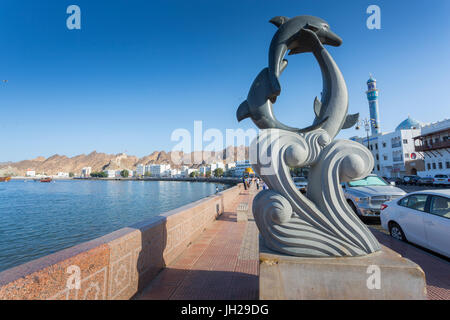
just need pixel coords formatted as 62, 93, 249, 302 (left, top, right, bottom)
10, 176, 240, 184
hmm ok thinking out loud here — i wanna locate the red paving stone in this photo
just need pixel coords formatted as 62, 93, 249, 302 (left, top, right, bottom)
138, 185, 449, 300
138, 188, 259, 300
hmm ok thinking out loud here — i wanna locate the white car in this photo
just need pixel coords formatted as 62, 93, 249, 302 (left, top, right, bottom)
380, 190, 450, 258
433, 174, 450, 186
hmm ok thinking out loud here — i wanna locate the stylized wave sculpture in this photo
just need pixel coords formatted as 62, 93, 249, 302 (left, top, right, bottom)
251, 129, 380, 257
238, 15, 381, 257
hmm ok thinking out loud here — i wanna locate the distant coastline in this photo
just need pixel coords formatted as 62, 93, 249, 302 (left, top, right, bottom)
10, 176, 240, 185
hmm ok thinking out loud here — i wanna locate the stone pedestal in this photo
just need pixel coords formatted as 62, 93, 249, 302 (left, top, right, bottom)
236, 202, 249, 222
259, 241, 427, 300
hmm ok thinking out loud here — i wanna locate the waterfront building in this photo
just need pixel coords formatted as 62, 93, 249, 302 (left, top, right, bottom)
210, 162, 225, 176
103, 170, 116, 178
225, 162, 236, 171
81, 167, 92, 178
351, 117, 423, 178
26, 169, 35, 177
232, 160, 253, 177
136, 164, 145, 177
198, 166, 210, 176
413, 119, 450, 176
350, 76, 425, 178
168, 169, 180, 177
186, 168, 199, 177
57, 172, 69, 177
150, 164, 171, 177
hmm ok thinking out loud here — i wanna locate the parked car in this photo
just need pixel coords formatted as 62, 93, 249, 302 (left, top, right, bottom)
433, 174, 450, 187
293, 177, 308, 193
386, 177, 402, 185
380, 190, 450, 258
416, 177, 434, 186
342, 174, 406, 218
402, 175, 420, 185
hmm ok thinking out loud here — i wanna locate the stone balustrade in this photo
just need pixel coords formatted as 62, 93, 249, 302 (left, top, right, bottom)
0, 184, 243, 300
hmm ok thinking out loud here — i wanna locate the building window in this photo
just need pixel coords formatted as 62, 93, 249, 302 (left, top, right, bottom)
439, 162, 443, 169
403, 139, 408, 144
376, 154, 379, 161
446, 162, 450, 169
375, 143, 378, 150
377, 165, 380, 171
432, 163, 436, 170
383, 155, 388, 161
427, 163, 431, 170
370, 145, 373, 151
404, 153, 409, 159
382, 142, 386, 148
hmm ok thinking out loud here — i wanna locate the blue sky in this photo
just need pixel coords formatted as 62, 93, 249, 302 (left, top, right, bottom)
1, 0, 449, 162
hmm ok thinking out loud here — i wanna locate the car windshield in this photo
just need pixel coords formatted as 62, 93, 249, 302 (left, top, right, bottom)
348, 176, 388, 187
293, 177, 307, 182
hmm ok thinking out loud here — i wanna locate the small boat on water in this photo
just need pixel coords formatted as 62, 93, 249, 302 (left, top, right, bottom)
0, 176, 11, 182
40, 177, 52, 183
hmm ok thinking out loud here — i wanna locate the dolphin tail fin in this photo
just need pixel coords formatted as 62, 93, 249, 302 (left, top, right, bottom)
313, 97, 322, 117
269, 16, 289, 28
342, 113, 359, 129
237, 100, 251, 122
298, 117, 329, 134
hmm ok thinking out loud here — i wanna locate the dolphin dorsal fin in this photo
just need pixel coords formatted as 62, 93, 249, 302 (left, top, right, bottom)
313, 97, 322, 117
342, 113, 360, 129
269, 16, 289, 28
236, 100, 251, 122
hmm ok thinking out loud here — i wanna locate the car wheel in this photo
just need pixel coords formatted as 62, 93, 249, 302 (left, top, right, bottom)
389, 222, 406, 242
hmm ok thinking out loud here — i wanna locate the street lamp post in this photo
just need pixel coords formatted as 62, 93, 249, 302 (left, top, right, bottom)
355, 117, 378, 149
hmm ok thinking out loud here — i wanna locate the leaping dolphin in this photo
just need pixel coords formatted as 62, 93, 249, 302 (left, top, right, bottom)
237, 15, 359, 139
268, 15, 342, 102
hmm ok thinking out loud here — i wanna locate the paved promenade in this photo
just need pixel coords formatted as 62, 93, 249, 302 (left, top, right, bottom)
137, 186, 259, 300
138, 185, 449, 300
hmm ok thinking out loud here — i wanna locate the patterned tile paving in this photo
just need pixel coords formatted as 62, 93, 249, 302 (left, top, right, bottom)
138, 187, 259, 300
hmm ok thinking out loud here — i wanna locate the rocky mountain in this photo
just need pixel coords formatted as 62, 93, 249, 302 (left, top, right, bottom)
0, 147, 249, 176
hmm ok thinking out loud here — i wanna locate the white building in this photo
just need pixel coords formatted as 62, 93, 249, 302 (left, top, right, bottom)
186, 168, 199, 177
150, 164, 171, 177
103, 170, 116, 178
136, 164, 146, 176
168, 169, 181, 177
209, 162, 225, 176
81, 167, 92, 178
225, 162, 236, 171
350, 116, 424, 178
232, 160, 253, 177
26, 169, 36, 177
414, 119, 450, 177
199, 166, 210, 176
57, 172, 69, 178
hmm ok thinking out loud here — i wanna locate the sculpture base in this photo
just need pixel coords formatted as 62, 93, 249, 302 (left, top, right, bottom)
259, 240, 427, 300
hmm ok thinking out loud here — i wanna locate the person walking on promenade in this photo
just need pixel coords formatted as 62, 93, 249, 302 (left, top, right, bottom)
242, 176, 247, 190
256, 178, 260, 190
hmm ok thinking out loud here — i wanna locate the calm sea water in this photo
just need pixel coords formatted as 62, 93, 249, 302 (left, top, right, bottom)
0, 180, 228, 272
